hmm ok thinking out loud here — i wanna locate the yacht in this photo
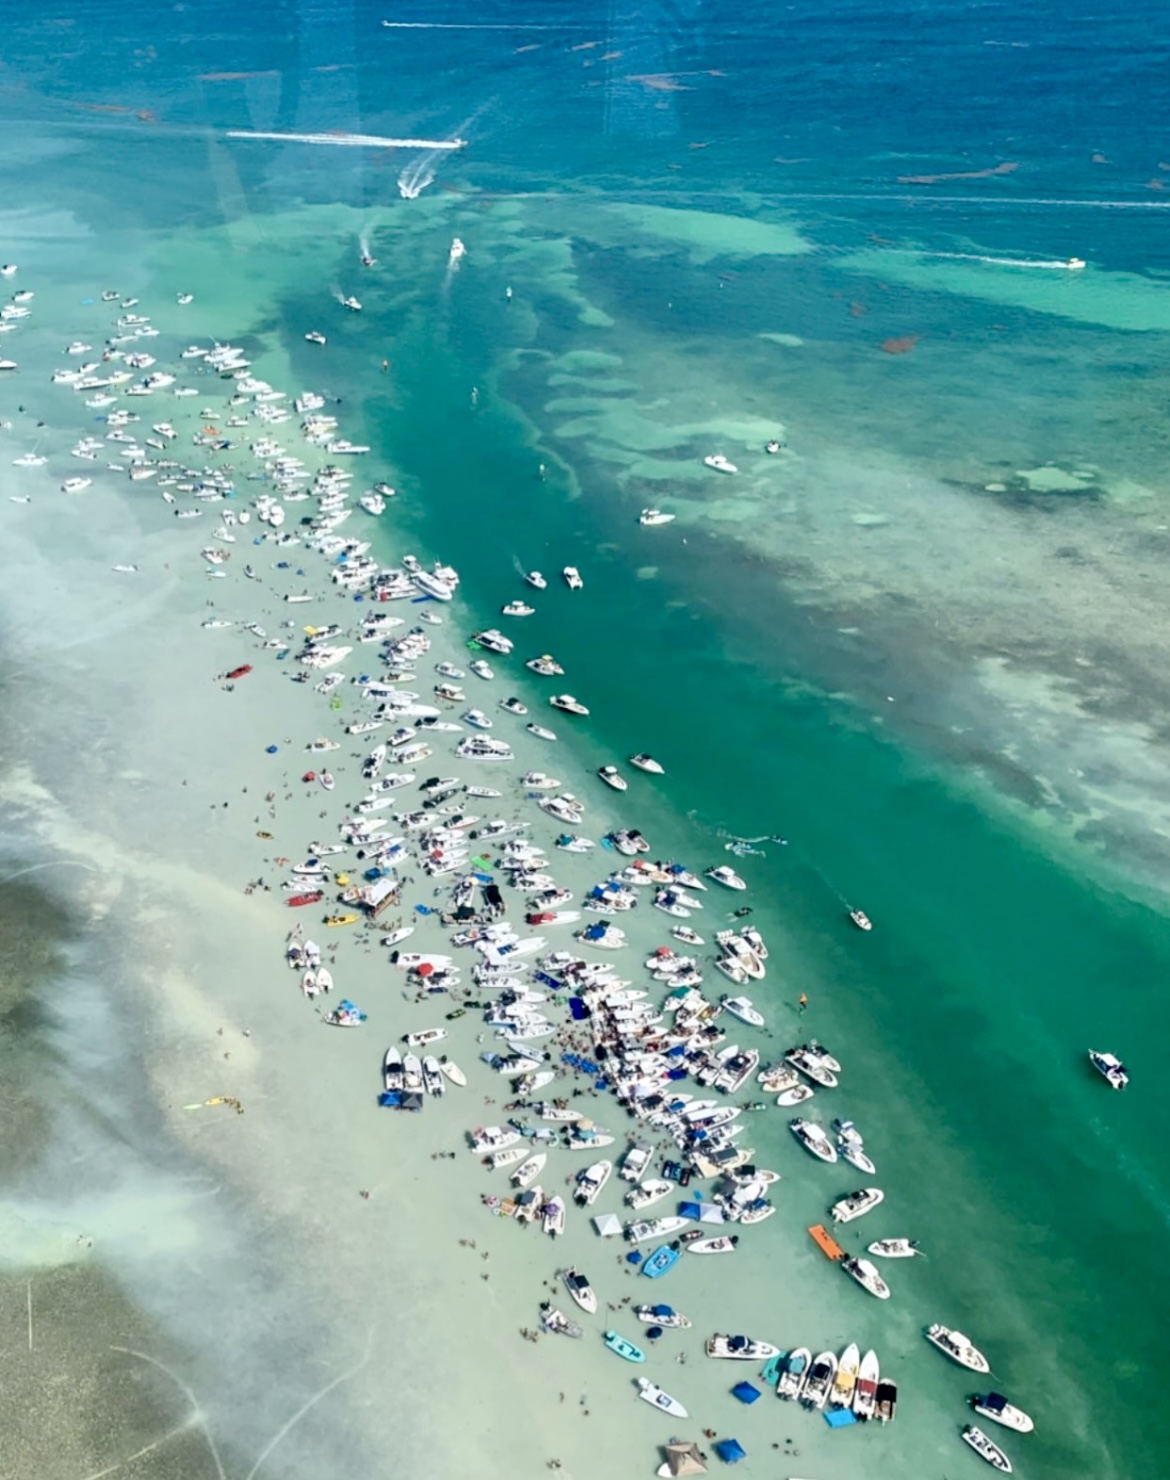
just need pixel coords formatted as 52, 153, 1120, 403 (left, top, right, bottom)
526, 654, 564, 676
597, 765, 627, 792
502, 600, 535, 616
1089, 1049, 1128, 1089
703, 454, 738, 474
705, 865, 746, 890
550, 694, 589, 716
473, 629, 513, 654
926, 1324, 990, 1373
831, 1187, 885, 1223
639, 508, 675, 525
563, 566, 583, 590
971, 1393, 1034, 1434
789, 1118, 838, 1163
463, 709, 492, 730
525, 570, 547, 590
629, 753, 664, 774
841, 1256, 891, 1299
961, 1425, 1013, 1472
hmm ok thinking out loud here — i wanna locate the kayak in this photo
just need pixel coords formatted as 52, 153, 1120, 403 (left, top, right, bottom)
225, 664, 253, 680
325, 913, 359, 927
604, 1331, 646, 1363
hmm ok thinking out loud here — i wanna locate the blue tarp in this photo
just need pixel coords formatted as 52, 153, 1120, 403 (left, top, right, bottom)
731, 1383, 760, 1405
824, 1407, 858, 1429
568, 998, 589, 1021
713, 1440, 746, 1464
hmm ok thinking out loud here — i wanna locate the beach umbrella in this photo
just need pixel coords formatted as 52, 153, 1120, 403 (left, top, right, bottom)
658, 1442, 708, 1478
731, 1382, 760, 1405
713, 1439, 746, 1464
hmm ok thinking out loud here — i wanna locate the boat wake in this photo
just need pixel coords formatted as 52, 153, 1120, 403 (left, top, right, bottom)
226, 130, 465, 151
923, 252, 1085, 270
398, 154, 438, 199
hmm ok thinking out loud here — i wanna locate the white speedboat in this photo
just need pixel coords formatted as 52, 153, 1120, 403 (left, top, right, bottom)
597, 765, 627, 791
635, 1303, 691, 1329
502, 600, 535, 616
470, 1125, 521, 1153
777, 1346, 811, 1401
469, 659, 494, 680
789, 1118, 837, 1162
926, 1324, 990, 1373
720, 995, 764, 1028
831, 1187, 885, 1224
562, 1266, 598, 1314
512, 1152, 547, 1188
490, 1145, 527, 1169
777, 1083, 815, 1107
525, 570, 547, 590
867, 1238, 920, 1259
705, 1333, 779, 1360
625, 1179, 673, 1210
574, 1159, 613, 1205
639, 1378, 688, 1420
528, 724, 558, 741
629, 753, 664, 774
685, 1235, 739, 1255
639, 508, 675, 525
853, 1348, 880, 1420
1089, 1048, 1128, 1089
802, 1350, 837, 1409
830, 1342, 861, 1407
1066, 257, 1086, 269
500, 696, 528, 715
550, 694, 589, 716
849, 907, 873, 931
962, 1425, 1013, 1473
672, 924, 704, 946
526, 654, 564, 676
842, 1257, 890, 1299
440, 1058, 467, 1087
421, 1055, 445, 1096
543, 1195, 567, 1236
62, 477, 92, 494
705, 865, 746, 890
972, 1393, 1034, 1434
563, 566, 583, 590
703, 454, 737, 474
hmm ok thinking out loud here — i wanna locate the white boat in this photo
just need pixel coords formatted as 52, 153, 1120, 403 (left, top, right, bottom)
640, 1378, 688, 1420
563, 566, 583, 590
972, 1393, 1034, 1434
842, 1256, 890, 1299
550, 694, 589, 716
525, 571, 547, 590
528, 724, 558, 741
470, 1125, 521, 1153
597, 765, 627, 791
802, 1351, 837, 1409
469, 659, 494, 680
422, 1055, 446, 1096
620, 1143, 653, 1181
853, 1348, 880, 1420
440, 1058, 467, 1087
639, 508, 675, 525
629, 753, 664, 774
705, 1333, 779, 1360
502, 600, 535, 616
831, 1187, 885, 1224
777, 1346, 811, 1401
778, 1083, 815, 1108
720, 995, 764, 1028
705, 865, 746, 890
830, 1343, 861, 1407
543, 1195, 567, 1236
672, 925, 704, 946
685, 1235, 739, 1255
512, 1152, 547, 1188
489, 1145, 527, 1169
573, 1160, 613, 1206
926, 1324, 990, 1373
789, 1118, 837, 1162
562, 1266, 598, 1314
625, 1216, 688, 1244
1089, 1048, 1128, 1089
635, 1304, 691, 1329
849, 908, 873, 931
625, 1179, 673, 1211
61, 477, 91, 494
540, 1304, 580, 1336
867, 1237, 920, 1259
962, 1424, 1013, 1473
703, 454, 738, 474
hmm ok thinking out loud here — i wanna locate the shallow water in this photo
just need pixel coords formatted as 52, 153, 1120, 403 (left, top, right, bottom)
1, 4, 1169, 1478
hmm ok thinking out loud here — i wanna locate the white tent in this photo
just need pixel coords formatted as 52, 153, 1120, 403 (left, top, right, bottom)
592, 1212, 622, 1238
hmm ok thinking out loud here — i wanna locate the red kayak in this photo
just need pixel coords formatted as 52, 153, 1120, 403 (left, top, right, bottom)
225, 664, 253, 681
286, 891, 324, 908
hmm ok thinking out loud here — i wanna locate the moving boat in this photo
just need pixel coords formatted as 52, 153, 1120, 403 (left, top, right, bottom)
639, 1378, 688, 1420
639, 508, 675, 525
1089, 1048, 1128, 1090
604, 1330, 646, 1362
841, 1256, 891, 1299
830, 1343, 860, 1407
971, 1393, 1034, 1434
777, 1347, 811, 1400
703, 454, 738, 474
563, 566, 583, 590
868, 1238, 920, 1259
831, 1187, 885, 1223
962, 1424, 1013, 1473
635, 1303, 691, 1329
562, 1267, 599, 1314
789, 1118, 838, 1162
926, 1324, 990, 1373
849, 908, 873, 931
705, 1333, 779, 1360
853, 1349, 880, 1420
802, 1350, 837, 1409
525, 571, 548, 590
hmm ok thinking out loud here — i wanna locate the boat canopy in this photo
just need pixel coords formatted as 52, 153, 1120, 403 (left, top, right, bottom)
983, 1393, 1008, 1413
660, 1442, 707, 1477
592, 1212, 623, 1238
712, 1439, 746, 1464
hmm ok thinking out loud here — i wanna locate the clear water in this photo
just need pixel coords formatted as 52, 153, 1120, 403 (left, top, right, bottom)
2, 3, 1169, 1477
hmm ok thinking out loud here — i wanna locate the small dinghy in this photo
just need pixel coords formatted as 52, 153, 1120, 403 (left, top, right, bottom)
604, 1330, 646, 1362
1089, 1048, 1128, 1089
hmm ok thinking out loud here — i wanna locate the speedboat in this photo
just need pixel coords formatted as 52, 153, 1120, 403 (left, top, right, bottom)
540, 1304, 581, 1337
469, 659, 494, 680
868, 1238, 920, 1259
1066, 257, 1086, 270
853, 1349, 880, 1419
639, 508, 675, 526
563, 566, 583, 590
777, 1346, 811, 1400
542, 1195, 567, 1236
830, 1343, 860, 1407
705, 865, 746, 890
573, 1159, 613, 1205
842, 1256, 890, 1299
528, 724, 558, 741
527, 654, 564, 676
627, 1179, 673, 1210
470, 1125, 521, 1153
562, 1267, 598, 1314
635, 1303, 691, 1329
604, 1330, 646, 1362
550, 694, 589, 716
962, 1425, 1013, 1473
489, 1145, 527, 1169
972, 1393, 1034, 1434
785, 1047, 838, 1088
640, 1378, 688, 1420
705, 1333, 779, 1360
684, 1235, 739, 1255
876, 1378, 898, 1423
512, 1153, 547, 1188
421, 1055, 445, 1096
802, 1350, 837, 1409
720, 995, 764, 1028
597, 765, 627, 791
500, 696, 529, 715
703, 454, 738, 474
849, 908, 873, 931
831, 1187, 885, 1224
525, 571, 548, 590
629, 753, 664, 774
926, 1324, 990, 1373
440, 1058, 467, 1087
502, 600, 535, 616
1089, 1049, 1128, 1089
672, 925, 704, 946
382, 1047, 404, 1092
789, 1118, 838, 1162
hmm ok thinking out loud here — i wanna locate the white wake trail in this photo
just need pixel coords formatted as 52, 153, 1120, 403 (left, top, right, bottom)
226, 130, 465, 150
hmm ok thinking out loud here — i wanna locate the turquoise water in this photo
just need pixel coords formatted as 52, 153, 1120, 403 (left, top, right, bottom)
2, 3, 1170, 1477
